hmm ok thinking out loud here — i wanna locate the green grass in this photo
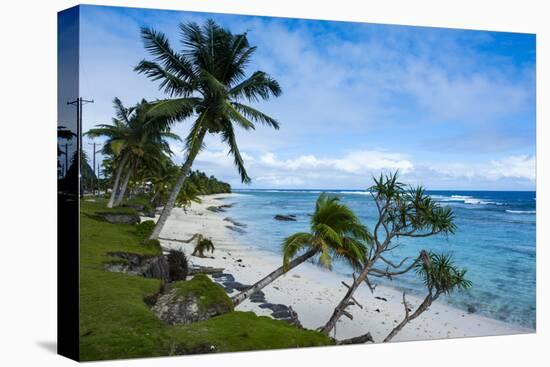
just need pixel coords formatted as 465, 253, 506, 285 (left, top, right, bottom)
171, 274, 234, 312
79, 198, 333, 361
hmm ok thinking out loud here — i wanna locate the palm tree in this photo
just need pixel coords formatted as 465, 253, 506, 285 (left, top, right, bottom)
85, 98, 179, 208
383, 251, 471, 342
232, 194, 372, 307
192, 234, 215, 257
134, 19, 282, 239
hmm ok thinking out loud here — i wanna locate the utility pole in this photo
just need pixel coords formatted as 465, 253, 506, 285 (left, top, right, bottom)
63, 143, 73, 176
88, 142, 102, 196
67, 97, 93, 198
97, 163, 102, 196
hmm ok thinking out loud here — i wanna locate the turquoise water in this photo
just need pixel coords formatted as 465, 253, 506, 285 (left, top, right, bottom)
224, 189, 536, 329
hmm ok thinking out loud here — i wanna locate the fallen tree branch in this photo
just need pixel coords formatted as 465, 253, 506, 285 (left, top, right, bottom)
159, 234, 201, 244
336, 332, 374, 345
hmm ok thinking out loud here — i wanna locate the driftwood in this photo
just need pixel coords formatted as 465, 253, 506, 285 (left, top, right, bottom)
336, 332, 374, 345
159, 234, 200, 244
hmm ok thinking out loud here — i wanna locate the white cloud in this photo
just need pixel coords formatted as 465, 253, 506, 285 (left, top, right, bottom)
428, 154, 536, 182
486, 155, 536, 181
259, 150, 413, 173
191, 148, 534, 190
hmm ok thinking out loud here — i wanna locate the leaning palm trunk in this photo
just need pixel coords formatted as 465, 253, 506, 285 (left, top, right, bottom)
232, 249, 317, 307
113, 162, 134, 207
149, 130, 206, 240
107, 154, 129, 208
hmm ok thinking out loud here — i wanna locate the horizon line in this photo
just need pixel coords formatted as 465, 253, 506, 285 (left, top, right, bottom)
232, 187, 536, 192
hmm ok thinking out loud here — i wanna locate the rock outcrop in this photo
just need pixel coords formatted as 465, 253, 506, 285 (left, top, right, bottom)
273, 214, 297, 222
97, 212, 141, 224
152, 275, 233, 325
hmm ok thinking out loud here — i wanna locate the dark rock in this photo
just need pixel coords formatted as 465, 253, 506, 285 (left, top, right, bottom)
206, 204, 234, 213
105, 252, 169, 281
282, 307, 302, 328
223, 281, 250, 291
249, 291, 266, 303
223, 217, 247, 227
375, 308, 381, 313
375, 296, 388, 302
152, 287, 232, 325
97, 212, 141, 224
467, 304, 477, 314
272, 310, 291, 318
236, 259, 243, 263
212, 272, 235, 282
260, 303, 289, 312
225, 225, 246, 234
274, 214, 297, 222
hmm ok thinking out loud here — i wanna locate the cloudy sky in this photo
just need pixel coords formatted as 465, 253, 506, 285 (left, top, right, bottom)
77, 5, 536, 190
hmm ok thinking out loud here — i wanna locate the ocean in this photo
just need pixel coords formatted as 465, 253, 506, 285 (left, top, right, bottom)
223, 189, 536, 329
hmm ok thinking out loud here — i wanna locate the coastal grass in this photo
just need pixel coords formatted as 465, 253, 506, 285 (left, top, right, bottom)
172, 274, 234, 312
79, 198, 332, 361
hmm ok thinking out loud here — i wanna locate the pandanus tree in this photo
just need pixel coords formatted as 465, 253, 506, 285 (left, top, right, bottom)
321, 172, 458, 336
86, 98, 179, 207
232, 194, 372, 307
134, 19, 282, 239
383, 251, 471, 342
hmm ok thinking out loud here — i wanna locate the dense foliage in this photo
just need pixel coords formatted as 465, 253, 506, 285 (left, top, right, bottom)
187, 170, 231, 195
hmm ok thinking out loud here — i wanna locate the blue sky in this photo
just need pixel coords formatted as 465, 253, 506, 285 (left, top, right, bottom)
77, 5, 536, 190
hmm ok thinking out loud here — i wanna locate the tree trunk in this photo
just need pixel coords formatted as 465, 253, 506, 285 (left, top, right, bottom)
107, 153, 128, 208
321, 260, 374, 335
150, 191, 158, 205
149, 129, 206, 240
113, 161, 134, 207
383, 293, 436, 342
232, 249, 317, 307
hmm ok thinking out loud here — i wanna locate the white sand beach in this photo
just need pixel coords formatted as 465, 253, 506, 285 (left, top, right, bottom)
149, 193, 531, 343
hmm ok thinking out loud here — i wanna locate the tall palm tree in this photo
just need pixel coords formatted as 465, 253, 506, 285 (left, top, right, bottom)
134, 19, 282, 239
232, 194, 372, 306
86, 98, 179, 208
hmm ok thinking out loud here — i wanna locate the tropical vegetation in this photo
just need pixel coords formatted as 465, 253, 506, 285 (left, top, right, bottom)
85, 98, 179, 208
232, 194, 372, 306
134, 19, 282, 239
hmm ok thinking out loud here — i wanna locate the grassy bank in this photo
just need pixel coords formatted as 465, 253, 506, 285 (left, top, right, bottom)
79, 199, 332, 361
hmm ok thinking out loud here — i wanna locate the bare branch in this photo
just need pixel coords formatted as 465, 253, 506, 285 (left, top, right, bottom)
341, 281, 364, 308
342, 310, 354, 320
379, 255, 410, 269
364, 275, 377, 293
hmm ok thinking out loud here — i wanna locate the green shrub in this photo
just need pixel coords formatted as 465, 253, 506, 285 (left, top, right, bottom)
136, 220, 156, 238
142, 238, 161, 251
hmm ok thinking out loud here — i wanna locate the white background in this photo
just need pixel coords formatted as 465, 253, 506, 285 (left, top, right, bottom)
0, 0, 546, 365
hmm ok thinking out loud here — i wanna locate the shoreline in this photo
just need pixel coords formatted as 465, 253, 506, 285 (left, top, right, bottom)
153, 193, 532, 342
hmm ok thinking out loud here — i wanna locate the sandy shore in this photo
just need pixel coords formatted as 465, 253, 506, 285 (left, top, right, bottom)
151, 193, 531, 342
